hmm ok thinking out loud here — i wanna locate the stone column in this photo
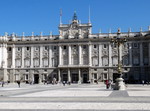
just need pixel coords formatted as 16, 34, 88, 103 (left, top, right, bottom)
89, 68, 92, 83
39, 74, 42, 84
88, 44, 92, 66
129, 43, 132, 66
58, 69, 61, 82
30, 46, 33, 68
149, 43, 150, 66
78, 69, 81, 84
68, 45, 72, 65
68, 68, 71, 82
2, 44, 7, 68
21, 47, 24, 68
40, 46, 43, 67
140, 43, 143, 66
109, 44, 112, 66
59, 45, 62, 66
11, 44, 15, 68
79, 45, 82, 65
99, 44, 102, 66
49, 45, 52, 67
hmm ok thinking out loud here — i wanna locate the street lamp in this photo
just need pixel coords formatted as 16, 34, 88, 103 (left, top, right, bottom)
111, 28, 126, 90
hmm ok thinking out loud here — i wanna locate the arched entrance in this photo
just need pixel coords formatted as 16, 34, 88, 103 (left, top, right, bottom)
34, 74, 39, 84
62, 74, 68, 82
83, 74, 88, 83
71, 73, 78, 83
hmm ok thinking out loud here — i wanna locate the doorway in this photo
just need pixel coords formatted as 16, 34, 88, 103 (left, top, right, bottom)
72, 74, 78, 83
83, 74, 88, 83
34, 74, 39, 84
113, 73, 120, 83
62, 74, 68, 82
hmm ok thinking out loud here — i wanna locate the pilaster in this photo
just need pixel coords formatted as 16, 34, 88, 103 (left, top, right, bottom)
59, 45, 62, 66
11, 44, 15, 68
79, 45, 82, 65
68, 45, 72, 65
129, 43, 132, 66
30, 46, 33, 68
58, 69, 61, 82
88, 44, 92, 66
68, 68, 71, 82
140, 42, 143, 66
78, 69, 81, 84
40, 46, 43, 67
109, 44, 112, 66
21, 47, 24, 68
99, 44, 102, 66
49, 46, 52, 67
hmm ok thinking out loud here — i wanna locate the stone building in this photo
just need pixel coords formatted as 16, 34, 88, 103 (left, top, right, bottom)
0, 12, 150, 84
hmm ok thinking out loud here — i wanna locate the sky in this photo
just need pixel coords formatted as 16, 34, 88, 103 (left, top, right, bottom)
0, 0, 149, 36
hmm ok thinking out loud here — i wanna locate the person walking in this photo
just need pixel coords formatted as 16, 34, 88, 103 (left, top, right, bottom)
63, 81, 65, 86
1, 81, 4, 87
17, 80, 20, 88
105, 80, 109, 89
142, 80, 144, 86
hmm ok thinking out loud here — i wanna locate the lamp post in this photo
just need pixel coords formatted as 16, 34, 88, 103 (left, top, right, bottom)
111, 28, 126, 90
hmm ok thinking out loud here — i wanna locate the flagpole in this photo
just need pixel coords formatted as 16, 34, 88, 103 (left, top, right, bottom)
60, 9, 62, 25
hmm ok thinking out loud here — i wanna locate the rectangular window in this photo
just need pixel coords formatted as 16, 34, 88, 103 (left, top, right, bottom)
34, 59, 39, 67
94, 73, 97, 79
45, 46, 48, 50
25, 59, 30, 67
25, 75, 28, 80
15, 59, 21, 67
53, 46, 57, 50
83, 45, 86, 49
35, 47, 39, 51
133, 43, 138, 48
8, 47, 12, 51
143, 43, 148, 48
102, 57, 108, 66
43, 59, 48, 67
17, 47, 21, 51
103, 44, 107, 48
27, 47, 30, 50
94, 45, 97, 48
15, 74, 19, 81
104, 73, 107, 79
133, 57, 139, 65
64, 46, 66, 49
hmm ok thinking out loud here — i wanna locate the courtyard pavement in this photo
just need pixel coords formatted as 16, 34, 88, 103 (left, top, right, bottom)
0, 82, 150, 111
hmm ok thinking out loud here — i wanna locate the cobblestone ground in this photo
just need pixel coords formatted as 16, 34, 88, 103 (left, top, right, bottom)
0, 83, 150, 111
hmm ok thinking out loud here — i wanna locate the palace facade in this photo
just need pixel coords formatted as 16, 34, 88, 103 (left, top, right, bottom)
0, 13, 150, 84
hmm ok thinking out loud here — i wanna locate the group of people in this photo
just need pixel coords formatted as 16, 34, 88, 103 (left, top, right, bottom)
142, 80, 150, 86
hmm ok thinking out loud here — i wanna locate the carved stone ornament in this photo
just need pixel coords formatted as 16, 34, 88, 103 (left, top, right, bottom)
112, 49, 118, 56
16, 53, 21, 58
123, 49, 128, 55
92, 50, 98, 56
25, 52, 30, 58
102, 50, 108, 56
34, 52, 39, 58
43, 52, 48, 57
133, 50, 139, 55
82, 50, 87, 55
62, 50, 67, 55
72, 48, 77, 55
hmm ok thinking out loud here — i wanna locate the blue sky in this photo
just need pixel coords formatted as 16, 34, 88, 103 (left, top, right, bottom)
0, 0, 149, 36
